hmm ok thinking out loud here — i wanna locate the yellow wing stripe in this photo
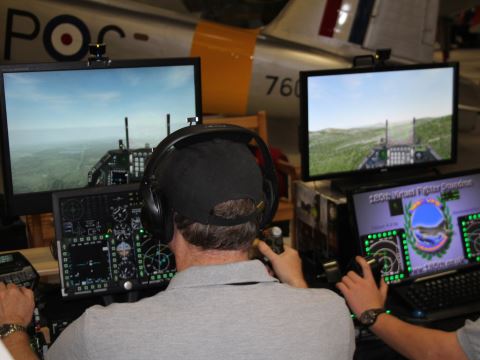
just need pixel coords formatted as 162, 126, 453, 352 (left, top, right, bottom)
190, 21, 259, 115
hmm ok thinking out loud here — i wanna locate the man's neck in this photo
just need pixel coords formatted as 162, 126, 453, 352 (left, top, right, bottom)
176, 247, 249, 272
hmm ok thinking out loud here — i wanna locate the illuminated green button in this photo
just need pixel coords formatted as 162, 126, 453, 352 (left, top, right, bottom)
408, 267, 412, 271
393, 230, 397, 235
367, 235, 372, 239
382, 232, 387, 237
400, 274, 405, 279
387, 231, 391, 236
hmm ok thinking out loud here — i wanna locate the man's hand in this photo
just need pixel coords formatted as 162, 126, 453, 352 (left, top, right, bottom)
257, 241, 308, 288
336, 256, 388, 316
0, 283, 35, 327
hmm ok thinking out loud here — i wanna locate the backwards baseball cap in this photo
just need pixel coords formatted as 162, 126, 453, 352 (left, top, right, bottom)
156, 138, 265, 226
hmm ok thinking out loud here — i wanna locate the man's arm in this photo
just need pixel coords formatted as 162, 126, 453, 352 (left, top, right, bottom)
336, 256, 468, 360
257, 241, 308, 288
0, 283, 38, 360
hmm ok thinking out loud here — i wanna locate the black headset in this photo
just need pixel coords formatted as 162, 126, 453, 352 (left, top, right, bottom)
140, 123, 279, 243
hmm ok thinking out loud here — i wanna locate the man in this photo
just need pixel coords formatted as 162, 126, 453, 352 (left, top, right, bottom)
43, 134, 354, 359
337, 256, 479, 360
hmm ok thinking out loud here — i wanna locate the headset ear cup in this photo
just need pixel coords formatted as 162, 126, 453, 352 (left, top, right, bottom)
141, 181, 163, 237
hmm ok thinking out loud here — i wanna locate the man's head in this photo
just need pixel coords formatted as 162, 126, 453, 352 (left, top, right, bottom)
141, 124, 278, 254
158, 138, 264, 251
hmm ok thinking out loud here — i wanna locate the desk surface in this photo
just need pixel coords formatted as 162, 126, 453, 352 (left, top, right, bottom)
7, 247, 59, 277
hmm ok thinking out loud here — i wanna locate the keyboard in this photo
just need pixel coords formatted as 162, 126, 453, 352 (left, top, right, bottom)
0, 252, 38, 289
395, 269, 480, 320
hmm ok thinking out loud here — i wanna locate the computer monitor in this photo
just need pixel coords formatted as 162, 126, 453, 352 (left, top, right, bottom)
0, 58, 202, 216
299, 62, 459, 182
349, 169, 480, 284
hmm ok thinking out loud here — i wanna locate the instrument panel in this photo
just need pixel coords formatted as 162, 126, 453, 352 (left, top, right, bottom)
53, 184, 175, 298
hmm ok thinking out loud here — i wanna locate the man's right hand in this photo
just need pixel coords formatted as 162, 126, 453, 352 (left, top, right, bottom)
336, 256, 388, 316
0, 282, 35, 327
257, 241, 308, 288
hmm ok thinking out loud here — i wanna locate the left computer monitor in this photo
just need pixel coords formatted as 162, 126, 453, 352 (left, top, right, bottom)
0, 57, 202, 216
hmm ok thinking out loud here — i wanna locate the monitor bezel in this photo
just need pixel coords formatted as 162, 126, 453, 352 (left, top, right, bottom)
347, 167, 480, 284
0, 57, 202, 216
299, 62, 459, 182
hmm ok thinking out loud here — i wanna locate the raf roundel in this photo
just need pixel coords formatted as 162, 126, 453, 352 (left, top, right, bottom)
43, 15, 91, 61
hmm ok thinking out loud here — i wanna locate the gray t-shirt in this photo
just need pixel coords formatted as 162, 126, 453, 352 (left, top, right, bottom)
457, 317, 480, 360
46, 260, 355, 360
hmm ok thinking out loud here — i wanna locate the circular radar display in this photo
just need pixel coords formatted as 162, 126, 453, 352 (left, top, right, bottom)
368, 239, 403, 275
139, 232, 173, 275
466, 222, 480, 255
61, 199, 84, 221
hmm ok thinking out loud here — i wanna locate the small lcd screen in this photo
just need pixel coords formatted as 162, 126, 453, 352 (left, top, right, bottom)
350, 171, 480, 283
300, 63, 458, 181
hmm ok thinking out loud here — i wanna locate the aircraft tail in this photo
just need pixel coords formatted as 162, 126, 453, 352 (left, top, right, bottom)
262, 0, 439, 63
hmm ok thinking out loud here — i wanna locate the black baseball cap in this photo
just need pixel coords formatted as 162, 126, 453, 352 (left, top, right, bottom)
156, 138, 264, 226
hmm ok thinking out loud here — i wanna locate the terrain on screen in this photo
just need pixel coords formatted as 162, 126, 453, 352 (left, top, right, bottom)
11, 135, 155, 194
309, 114, 452, 176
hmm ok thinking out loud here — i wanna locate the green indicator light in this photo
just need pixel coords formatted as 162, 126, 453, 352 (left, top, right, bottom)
474, 214, 478, 219
350, 314, 355, 318
469, 215, 472, 220
402, 233, 406, 238
169, 273, 174, 278
140, 229, 144, 233
408, 266, 412, 271
365, 240, 369, 245
373, 234, 377, 239
386, 310, 391, 314
462, 221, 466, 226
393, 230, 397, 235
477, 257, 480, 262
400, 274, 404, 279
366, 247, 370, 252
387, 231, 391, 236
368, 235, 372, 239
382, 232, 387, 237
468, 254, 472, 258
395, 275, 399, 280
403, 240, 407, 244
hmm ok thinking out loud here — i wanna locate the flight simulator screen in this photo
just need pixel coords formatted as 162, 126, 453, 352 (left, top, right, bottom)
300, 63, 458, 181
351, 171, 480, 284
0, 58, 201, 215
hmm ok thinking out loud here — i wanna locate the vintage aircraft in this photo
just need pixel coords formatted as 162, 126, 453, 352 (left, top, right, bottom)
0, 0, 479, 155
0, 0, 443, 114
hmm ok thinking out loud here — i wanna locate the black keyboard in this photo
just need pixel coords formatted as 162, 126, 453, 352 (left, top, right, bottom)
0, 252, 39, 289
395, 269, 480, 320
